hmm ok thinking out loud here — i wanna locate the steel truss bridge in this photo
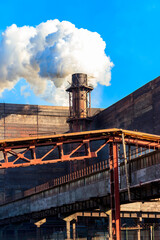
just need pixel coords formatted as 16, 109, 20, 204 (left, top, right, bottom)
0, 128, 160, 240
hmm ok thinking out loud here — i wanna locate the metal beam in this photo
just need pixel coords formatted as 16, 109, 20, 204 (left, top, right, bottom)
122, 133, 131, 202
0, 128, 160, 168
110, 143, 121, 240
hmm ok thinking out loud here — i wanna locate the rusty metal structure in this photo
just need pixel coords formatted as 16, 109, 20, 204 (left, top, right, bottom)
1, 128, 160, 169
1, 74, 160, 239
0, 128, 160, 239
66, 73, 93, 132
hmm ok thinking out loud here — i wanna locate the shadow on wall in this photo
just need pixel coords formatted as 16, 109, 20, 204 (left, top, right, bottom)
0, 103, 70, 139
89, 76, 160, 135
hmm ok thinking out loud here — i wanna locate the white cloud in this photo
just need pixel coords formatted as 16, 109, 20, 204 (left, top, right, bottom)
20, 84, 31, 98
0, 19, 113, 105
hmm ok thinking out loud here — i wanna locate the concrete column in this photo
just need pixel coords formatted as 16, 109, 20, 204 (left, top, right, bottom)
137, 224, 141, 240
150, 226, 153, 240
14, 229, 18, 240
125, 228, 128, 240
0, 229, 3, 239
36, 226, 41, 240
34, 218, 46, 240
73, 221, 76, 240
107, 210, 112, 240
66, 221, 70, 240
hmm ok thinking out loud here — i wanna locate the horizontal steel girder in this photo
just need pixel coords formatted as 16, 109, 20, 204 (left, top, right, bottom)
0, 128, 160, 168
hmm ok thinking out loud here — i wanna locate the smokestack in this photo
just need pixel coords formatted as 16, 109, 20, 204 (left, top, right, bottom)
66, 73, 93, 132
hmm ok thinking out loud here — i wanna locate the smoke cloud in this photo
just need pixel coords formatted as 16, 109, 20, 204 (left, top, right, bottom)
0, 19, 113, 105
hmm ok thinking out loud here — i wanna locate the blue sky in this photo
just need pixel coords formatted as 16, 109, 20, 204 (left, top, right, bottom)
0, 0, 160, 108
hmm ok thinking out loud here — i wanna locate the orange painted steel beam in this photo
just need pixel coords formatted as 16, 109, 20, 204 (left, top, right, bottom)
0, 128, 160, 168
1, 141, 98, 168
110, 137, 160, 148
0, 128, 160, 146
109, 143, 121, 240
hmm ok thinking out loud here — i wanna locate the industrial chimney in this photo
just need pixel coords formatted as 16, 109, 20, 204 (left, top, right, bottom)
66, 73, 93, 132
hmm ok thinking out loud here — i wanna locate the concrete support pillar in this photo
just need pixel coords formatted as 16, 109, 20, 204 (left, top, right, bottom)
137, 224, 141, 240
66, 220, 70, 240
0, 229, 3, 239
150, 226, 153, 240
36, 227, 41, 240
72, 221, 76, 240
14, 229, 18, 240
107, 210, 112, 240
125, 228, 128, 240
34, 218, 46, 240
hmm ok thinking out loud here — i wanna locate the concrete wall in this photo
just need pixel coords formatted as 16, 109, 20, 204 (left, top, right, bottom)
91, 76, 160, 134
0, 170, 110, 220
0, 158, 159, 220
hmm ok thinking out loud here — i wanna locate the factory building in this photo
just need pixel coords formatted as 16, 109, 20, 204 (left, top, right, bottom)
0, 74, 160, 202
0, 74, 160, 239
90, 75, 160, 134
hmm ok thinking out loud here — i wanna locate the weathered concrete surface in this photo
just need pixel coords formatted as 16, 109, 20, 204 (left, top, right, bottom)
0, 171, 109, 219
121, 164, 160, 189
121, 201, 160, 212
0, 161, 159, 221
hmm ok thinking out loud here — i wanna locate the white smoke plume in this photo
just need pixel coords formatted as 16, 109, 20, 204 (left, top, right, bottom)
0, 19, 113, 105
